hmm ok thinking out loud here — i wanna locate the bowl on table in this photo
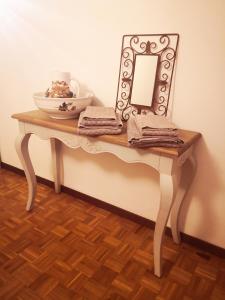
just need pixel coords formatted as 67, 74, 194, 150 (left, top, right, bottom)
33, 91, 93, 119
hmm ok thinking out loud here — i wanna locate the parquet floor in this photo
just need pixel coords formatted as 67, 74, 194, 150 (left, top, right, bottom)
0, 168, 225, 300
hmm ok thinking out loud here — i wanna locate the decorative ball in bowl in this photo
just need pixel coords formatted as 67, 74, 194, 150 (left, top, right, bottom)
33, 91, 93, 119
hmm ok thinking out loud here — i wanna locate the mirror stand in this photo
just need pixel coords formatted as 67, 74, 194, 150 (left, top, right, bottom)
115, 34, 179, 121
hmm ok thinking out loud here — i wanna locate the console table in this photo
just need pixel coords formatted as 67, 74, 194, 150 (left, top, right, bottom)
12, 110, 201, 277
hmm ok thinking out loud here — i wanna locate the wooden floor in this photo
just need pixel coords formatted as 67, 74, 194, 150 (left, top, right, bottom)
0, 169, 225, 300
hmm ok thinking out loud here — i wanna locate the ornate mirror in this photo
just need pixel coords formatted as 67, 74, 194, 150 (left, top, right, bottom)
115, 34, 179, 121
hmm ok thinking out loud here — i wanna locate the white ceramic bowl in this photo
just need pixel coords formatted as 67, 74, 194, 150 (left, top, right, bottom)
33, 92, 93, 119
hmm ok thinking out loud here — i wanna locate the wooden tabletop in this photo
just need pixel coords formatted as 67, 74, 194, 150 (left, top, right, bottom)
12, 110, 201, 158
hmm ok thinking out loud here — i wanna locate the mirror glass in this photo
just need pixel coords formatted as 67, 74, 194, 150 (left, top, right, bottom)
131, 55, 158, 107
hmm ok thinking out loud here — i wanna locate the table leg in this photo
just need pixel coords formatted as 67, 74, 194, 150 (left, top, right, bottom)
170, 156, 196, 244
50, 138, 61, 193
15, 133, 37, 211
154, 173, 176, 277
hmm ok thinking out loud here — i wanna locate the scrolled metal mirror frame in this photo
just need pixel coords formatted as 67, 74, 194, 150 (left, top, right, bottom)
115, 33, 179, 121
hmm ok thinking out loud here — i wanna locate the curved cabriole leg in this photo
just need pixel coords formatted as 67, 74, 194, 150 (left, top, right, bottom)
50, 138, 61, 193
154, 173, 175, 277
170, 156, 197, 244
15, 133, 37, 211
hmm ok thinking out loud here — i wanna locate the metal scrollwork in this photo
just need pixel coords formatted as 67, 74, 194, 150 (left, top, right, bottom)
115, 33, 179, 121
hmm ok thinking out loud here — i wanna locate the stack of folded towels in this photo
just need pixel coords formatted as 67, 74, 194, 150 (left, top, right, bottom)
78, 106, 123, 136
127, 114, 183, 148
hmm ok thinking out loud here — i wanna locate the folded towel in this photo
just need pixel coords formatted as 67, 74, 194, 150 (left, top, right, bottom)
142, 129, 178, 137
127, 117, 183, 148
78, 106, 123, 136
129, 142, 183, 148
78, 127, 122, 136
127, 117, 146, 142
82, 106, 117, 120
135, 114, 177, 133
78, 111, 123, 128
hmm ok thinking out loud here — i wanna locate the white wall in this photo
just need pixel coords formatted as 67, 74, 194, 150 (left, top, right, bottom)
0, 0, 225, 248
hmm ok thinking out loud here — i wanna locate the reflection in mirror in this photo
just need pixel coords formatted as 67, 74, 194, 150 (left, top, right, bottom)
115, 34, 179, 121
131, 55, 158, 107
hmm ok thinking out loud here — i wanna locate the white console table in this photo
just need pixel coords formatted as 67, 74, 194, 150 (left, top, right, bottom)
12, 110, 201, 277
